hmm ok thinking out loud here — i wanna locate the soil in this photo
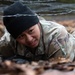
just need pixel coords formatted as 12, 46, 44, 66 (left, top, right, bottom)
0, 58, 75, 75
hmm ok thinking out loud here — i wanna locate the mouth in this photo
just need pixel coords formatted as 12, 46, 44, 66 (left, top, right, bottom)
31, 41, 37, 46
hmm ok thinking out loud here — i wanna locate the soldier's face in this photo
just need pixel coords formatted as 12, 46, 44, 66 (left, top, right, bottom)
16, 23, 40, 48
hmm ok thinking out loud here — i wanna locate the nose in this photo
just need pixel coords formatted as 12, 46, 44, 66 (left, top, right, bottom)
25, 34, 33, 42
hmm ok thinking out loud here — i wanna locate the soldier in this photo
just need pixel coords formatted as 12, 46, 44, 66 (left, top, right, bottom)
0, 1, 75, 62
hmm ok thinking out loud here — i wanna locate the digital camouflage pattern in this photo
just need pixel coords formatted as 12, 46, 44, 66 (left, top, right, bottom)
0, 17, 75, 61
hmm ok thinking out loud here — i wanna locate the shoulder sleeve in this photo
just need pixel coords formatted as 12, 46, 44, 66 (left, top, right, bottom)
47, 22, 75, 61
0, 28, 15, 58
56, 25, 75, 61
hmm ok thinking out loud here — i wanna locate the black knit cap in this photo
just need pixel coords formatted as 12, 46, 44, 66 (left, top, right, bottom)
3, 1, 39, 39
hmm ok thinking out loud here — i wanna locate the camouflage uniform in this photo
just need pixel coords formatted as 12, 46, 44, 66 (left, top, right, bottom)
0, 18, 75, 61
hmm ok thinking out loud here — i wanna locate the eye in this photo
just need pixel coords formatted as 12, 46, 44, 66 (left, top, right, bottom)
28, 29, 34, 34
18, 34, 25, 39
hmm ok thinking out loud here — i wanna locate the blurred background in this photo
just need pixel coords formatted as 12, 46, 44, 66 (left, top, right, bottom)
0, 0, 75, 21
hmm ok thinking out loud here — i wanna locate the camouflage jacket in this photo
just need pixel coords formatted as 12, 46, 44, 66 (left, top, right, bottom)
0, 18, 75, 61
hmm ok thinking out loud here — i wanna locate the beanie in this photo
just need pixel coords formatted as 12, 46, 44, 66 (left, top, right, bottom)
3, 1, 39, 39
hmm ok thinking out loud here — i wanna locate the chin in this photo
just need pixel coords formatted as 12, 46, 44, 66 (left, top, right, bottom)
30, 43, 39, 48
30, 45, 38, 48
